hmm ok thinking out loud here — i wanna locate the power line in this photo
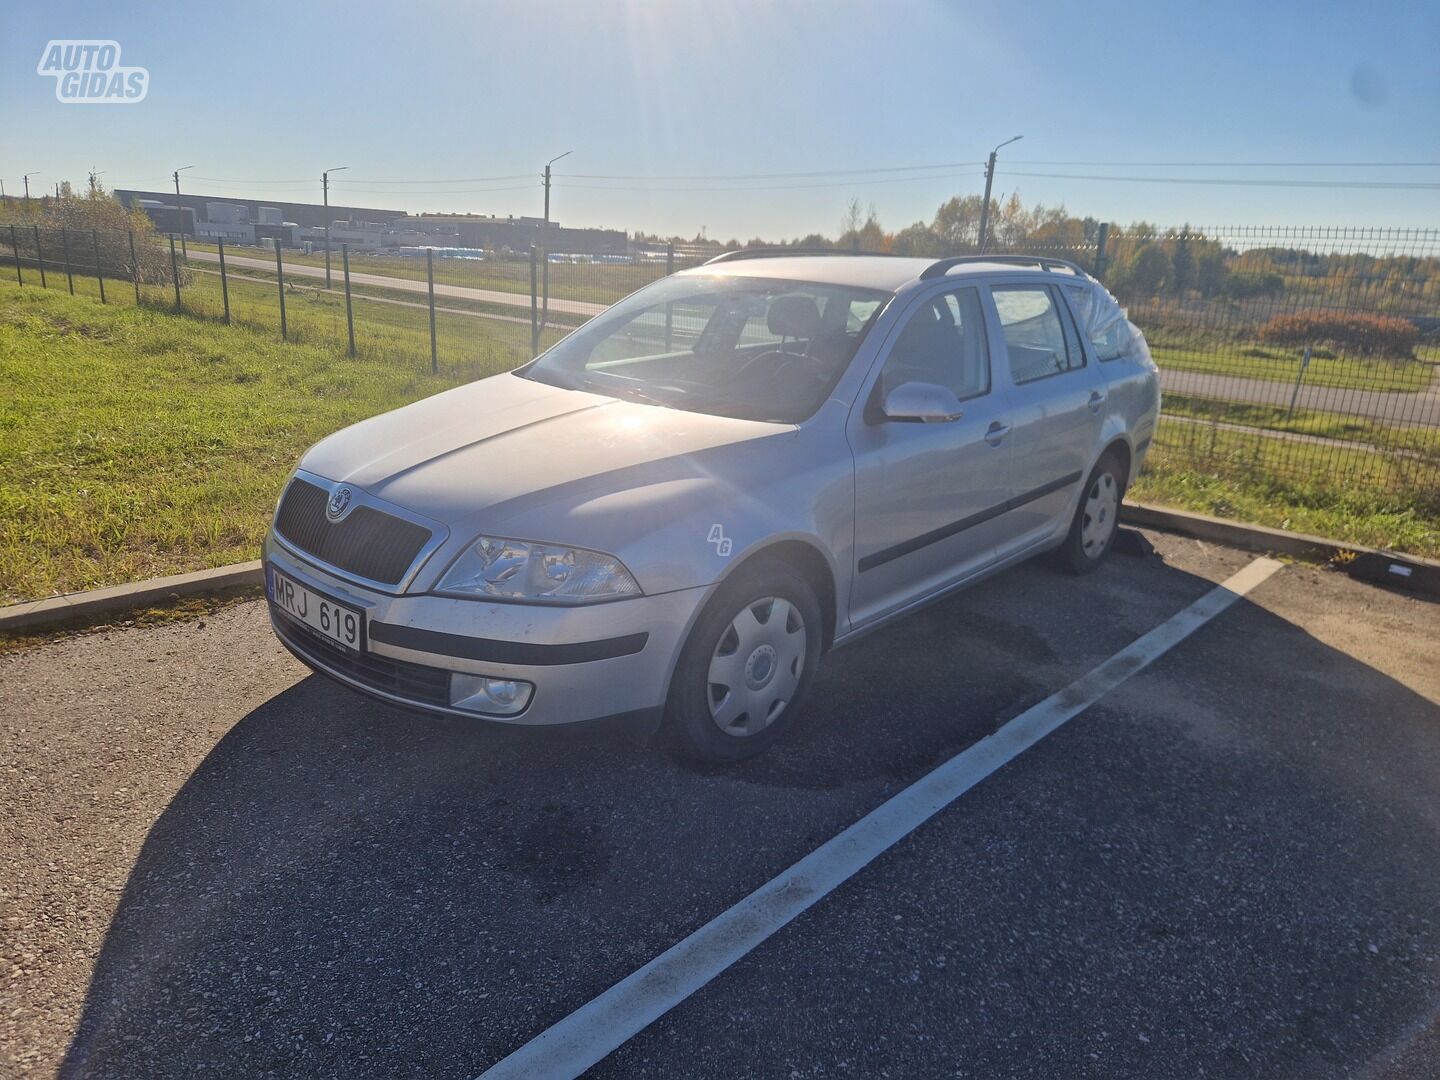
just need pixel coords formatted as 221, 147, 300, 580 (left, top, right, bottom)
1007, 160, 1440, 168
561, 172, 985, 193
190, 175, 315, 184
556, 161, 984, 181
343, 174, 533, 184
1001, 170, 1440, 190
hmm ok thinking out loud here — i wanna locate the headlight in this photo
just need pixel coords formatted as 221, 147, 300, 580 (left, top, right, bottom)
436, 536, 641, 604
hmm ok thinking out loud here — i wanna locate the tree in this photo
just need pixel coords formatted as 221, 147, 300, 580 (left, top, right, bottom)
1125, 245, 1171, 297
1196, 249, 1229, 298
838, 199, 884, 251
891, 220, 944, 257
1169, 228, 1195, 296
932, 195, 984, 252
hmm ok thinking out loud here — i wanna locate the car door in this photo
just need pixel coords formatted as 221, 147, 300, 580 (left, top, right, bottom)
847, 285, 1014, 629
987, 281, 1107, 559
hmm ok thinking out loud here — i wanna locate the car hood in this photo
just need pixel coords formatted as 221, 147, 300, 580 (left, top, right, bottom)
299, 372, 791, 526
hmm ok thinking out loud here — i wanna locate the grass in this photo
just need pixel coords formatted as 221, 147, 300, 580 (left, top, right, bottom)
2, 272, 1436, 606
1151, 342, 1436, 394
0, 283, 520, 603
1133, 423, 1440, 558
1159, 392, 1440, 459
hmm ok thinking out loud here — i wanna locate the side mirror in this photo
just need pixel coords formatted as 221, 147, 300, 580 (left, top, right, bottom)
880, 381, 965, 423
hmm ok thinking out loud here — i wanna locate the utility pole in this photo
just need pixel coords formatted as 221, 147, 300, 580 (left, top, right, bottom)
322, 166, 347, 287
88, 168, 105, 195
540, 150, 571, 334
977, 135, 1022, 254
172, 165, 193, 239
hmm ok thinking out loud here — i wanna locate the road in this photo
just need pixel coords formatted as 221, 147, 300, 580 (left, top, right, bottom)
4, 531, 1438, 1078
1161, 367, 1440, 427
186, 249, 609, 319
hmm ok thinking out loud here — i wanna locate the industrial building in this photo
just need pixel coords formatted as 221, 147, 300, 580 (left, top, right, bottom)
114, 190, 627, 255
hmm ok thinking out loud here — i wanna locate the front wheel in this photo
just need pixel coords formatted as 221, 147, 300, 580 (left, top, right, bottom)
667, 560, 823, 762
1056, 450, 1127, 575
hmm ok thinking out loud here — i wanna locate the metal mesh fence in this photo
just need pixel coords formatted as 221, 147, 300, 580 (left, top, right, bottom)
3, 223, 1437, 511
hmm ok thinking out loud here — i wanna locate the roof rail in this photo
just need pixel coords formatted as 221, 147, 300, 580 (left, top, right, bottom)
919, 254, 1090, 280
704, 246, 895, 266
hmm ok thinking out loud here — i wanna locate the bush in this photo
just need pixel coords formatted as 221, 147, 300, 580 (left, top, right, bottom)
1257, 311, 1418, 358
1225, 271, 1284, 299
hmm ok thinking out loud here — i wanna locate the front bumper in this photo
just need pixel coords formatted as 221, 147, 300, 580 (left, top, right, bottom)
263, 533, 706, 726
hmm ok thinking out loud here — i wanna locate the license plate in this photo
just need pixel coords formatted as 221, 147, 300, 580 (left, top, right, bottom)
268, 565, 366, 653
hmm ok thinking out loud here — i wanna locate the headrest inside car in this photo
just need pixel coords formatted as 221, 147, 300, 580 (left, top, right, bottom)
767, 295, 822, 338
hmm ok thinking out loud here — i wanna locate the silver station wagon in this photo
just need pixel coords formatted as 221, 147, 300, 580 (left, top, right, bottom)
264, 252, 1159, 760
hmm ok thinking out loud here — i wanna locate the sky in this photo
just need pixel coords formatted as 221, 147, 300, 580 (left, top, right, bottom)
2, 0, 1437, 240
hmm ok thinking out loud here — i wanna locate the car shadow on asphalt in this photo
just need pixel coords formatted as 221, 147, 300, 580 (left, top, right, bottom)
56, 557, 1440, 1079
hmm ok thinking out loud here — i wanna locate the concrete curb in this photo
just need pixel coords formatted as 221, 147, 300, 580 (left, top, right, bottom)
0, 561, 263, 634
1122, 503, 1440, 597
2, 503, 1435, 635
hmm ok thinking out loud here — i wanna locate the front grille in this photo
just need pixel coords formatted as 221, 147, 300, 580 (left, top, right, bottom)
275, 479, 431, 586
273, 611, 452, 710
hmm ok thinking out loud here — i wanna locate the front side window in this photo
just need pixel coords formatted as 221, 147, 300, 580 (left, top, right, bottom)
521, 274, 892, 423
992, 285, 1081, 384
878, 287, 990, 401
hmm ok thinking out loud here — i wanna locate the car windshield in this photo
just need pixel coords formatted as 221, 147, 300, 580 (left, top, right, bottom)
518, 274, 892, 423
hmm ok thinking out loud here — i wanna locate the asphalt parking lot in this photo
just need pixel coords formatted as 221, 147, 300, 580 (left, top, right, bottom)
3, 530, 1438, 1079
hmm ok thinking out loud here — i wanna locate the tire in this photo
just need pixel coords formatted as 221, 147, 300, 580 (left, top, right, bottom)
1056, 450, 1128, 575
667, 559, 823, 762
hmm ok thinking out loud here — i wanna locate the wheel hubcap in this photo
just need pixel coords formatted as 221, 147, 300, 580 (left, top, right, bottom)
707, 597, 807, 737
1081, 470, 1120, 558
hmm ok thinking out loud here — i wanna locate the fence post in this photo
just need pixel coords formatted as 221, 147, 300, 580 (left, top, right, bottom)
170, 235, 181, 310
530, 244, 540, 357
274, 239, 287, 341
33, 227, 47, 289
426, 248, 438, 375
61, 227, 75, 294
342, 244, 356, 357
91, 230, 106, 303
1094, 223, 1110, 281
1286, 345, 1313, 421
9, 225, 20, 285
217, 237, 231, 324
128, 230, 141, 305
665, 242, 675, 351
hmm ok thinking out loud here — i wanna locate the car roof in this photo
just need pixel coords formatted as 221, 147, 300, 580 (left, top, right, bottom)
676, 253, 1090, 293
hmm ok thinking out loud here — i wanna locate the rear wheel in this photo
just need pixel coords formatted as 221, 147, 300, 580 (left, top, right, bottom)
667, 560, 822, 762
1057, 450, 1127, 575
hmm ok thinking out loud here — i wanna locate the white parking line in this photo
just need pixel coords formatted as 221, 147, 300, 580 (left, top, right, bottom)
477, 556, 1286, 1080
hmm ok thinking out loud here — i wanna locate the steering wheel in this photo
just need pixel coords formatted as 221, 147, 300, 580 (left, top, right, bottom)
730, 347, 800, 382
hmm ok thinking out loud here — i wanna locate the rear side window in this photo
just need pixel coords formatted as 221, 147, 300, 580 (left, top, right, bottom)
879, 287, 990, 401
1063, 283, 1127, 361
992, 286, 1081, 384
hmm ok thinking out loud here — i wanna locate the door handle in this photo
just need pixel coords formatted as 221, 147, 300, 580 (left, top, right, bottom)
984, 421, 1010, 447
1088, 390, 1106, 412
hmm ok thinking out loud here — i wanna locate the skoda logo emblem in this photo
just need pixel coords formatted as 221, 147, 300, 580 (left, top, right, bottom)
326, 485, 353, 520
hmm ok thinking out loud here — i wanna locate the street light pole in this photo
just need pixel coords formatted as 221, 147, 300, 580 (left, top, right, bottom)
977, 135, 1022, 254
322, 166, 348, 287
540, 150, 571, 334
172, 164, 193, 241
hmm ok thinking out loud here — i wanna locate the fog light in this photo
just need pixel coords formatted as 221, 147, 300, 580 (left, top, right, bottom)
449, 673, 535, 717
